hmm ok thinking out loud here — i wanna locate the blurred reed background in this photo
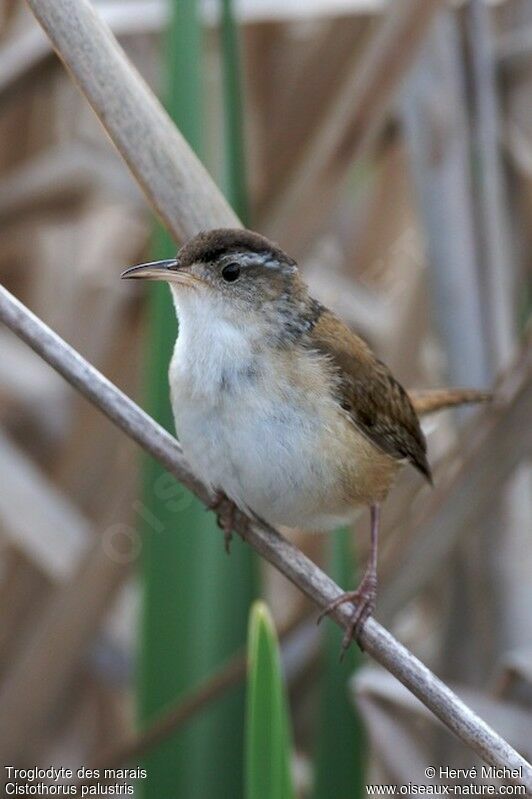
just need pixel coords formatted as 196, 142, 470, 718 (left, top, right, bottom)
0, 0, 530, 796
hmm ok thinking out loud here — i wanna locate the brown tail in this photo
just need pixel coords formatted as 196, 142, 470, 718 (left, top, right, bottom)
408, 388, 492, 416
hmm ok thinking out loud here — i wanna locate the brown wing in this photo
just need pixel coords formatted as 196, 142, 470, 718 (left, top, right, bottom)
309, 309, 432, 483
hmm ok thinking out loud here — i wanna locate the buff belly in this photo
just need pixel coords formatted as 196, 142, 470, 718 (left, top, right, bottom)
170, 347, 400, 532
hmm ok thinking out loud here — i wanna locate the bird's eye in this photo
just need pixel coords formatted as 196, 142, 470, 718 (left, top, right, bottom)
221, 262, 241, 282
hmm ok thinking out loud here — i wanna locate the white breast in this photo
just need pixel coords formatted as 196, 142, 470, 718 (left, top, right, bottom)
169, 289, 397, 531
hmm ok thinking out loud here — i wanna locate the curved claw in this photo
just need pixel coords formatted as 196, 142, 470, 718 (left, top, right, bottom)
208, 493, 236, 555
208, 493, 252, 554
317, 576, 377, 653
341, 592, 375, 653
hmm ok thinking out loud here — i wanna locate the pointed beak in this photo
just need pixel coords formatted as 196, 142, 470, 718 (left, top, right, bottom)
120, 258, 179, 281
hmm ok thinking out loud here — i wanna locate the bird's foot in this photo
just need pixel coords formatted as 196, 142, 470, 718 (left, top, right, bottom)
317, 572, 377, 654
209, 493, 236, 553
208, 493, 245, 554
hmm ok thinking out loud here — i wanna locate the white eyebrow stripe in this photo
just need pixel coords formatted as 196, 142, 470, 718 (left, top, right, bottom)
220, 250, 297, 275
225, 251, 279, 268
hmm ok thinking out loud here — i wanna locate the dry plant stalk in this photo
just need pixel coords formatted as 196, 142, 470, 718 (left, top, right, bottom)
26, 0, 238, 243
262, 0, 445, 246
9, 0, 531, 788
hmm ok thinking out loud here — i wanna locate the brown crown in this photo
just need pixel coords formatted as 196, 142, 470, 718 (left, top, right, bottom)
177, 228, 295, 268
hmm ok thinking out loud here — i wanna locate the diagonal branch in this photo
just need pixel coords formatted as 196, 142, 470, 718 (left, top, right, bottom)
25, 0, 239, 241
1, 285, 531, 788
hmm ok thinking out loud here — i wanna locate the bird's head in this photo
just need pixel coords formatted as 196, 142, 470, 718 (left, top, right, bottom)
121, 228, 310, 336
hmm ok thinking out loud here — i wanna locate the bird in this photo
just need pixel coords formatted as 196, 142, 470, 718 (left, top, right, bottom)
122, 228, 490, 648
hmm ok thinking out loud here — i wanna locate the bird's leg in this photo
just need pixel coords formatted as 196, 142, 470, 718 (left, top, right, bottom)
317, 504, 380, 652
208, 492, 238, 554
208, 492, 251, 553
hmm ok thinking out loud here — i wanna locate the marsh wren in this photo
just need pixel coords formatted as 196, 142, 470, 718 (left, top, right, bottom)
122, 228, 435, 645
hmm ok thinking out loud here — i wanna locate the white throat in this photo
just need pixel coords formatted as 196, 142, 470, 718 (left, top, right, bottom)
169, 285, 264, 403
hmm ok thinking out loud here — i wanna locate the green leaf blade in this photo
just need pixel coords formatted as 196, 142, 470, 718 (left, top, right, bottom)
137, 1, 258, 796
246, 602, 296, 799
